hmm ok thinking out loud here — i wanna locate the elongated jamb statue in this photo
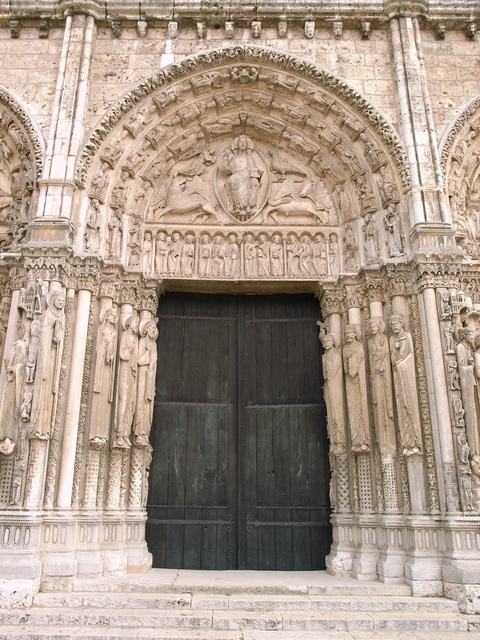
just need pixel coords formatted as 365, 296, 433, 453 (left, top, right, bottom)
320, 331, 347, 455
31, 289, 65, 437
89, 306, 118, 444
367, 317, 396, 458
134, 318, 159, 446
389, 313, 422, 456
0, 323, 27, 454
343, 323, 370, 453
113, 313, 139, 449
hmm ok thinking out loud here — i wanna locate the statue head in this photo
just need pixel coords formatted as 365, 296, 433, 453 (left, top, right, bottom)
344, 324, 360, 343
251, 21, 261, 38
389, 313, 407, 335
278, 20, 287, 38
304, 20, 315, 39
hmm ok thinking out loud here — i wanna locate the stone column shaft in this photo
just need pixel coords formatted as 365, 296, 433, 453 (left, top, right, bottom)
37, 13, 96, 221
57, 288, 92, 508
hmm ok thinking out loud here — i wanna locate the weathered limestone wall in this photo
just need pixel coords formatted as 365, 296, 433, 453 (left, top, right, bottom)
88, 23, 397, 130
422, 28, 480, 135
0, 24, 63, 135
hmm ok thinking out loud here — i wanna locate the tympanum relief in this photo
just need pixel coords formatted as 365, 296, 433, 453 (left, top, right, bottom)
82, 56, 406, 279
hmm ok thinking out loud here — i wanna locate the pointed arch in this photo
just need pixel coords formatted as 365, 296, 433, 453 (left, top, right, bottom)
439, 95, 480, 259
77, 45, 409, 192
77, 45, 410, 276
0, 85, 45, 181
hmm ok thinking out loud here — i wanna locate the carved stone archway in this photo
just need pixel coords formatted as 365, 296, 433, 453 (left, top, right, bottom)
70, 46, 420, 582
441, 94, 480, 260
0, 86, 44, 250
78, 45, 409, 283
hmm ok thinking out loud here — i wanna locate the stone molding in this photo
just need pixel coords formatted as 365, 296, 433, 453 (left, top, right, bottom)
1, 1, 478, 23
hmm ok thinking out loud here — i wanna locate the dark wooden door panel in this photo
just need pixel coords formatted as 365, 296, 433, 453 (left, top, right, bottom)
147, 293, 330, 570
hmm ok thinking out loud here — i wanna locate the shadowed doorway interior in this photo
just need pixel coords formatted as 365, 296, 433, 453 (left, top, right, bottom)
146, 293, 331, 570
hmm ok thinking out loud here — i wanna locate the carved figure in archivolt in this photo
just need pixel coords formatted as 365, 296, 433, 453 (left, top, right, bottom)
384, 203, 403, 257
89, 306, 118, 444
320, 330, 346, 455
343, 223, 358, 272
32, 289, 65, 436
343, 324, 370, 452
217, 135, 264, 219
113, 313, 139, 449
389, 313, 422, 456
0, 323, 27, 452
134, 318, 159, 447
108, 208, 123, 259
84, 198, 101, 253
457, 327, 480, 458
367, 317, 396, 458
363, 212, 379, 264
25, 316, 41, 383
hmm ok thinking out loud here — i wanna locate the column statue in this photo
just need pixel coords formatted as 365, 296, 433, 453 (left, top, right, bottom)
367, 317, 396, 457
389, 313, 422, 456
343, 324, 370, 452
320, 331, 347, 455
0, 323, 27, 452
113, 313, 139, 448
134, 318, 159, 446
89, 306, 118, 444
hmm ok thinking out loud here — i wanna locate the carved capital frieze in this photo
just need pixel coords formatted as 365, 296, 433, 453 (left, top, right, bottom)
413, 260, 462, 292
320, 287, 345, 317
137, 280, 162, 314
98, 276, 120, 300
384, 264, 411, 298
66, 265, 99, 292
344, 283, 364, 310
363, 274, 386, 305
24, 255, 69, 285
118, 282, 140, 307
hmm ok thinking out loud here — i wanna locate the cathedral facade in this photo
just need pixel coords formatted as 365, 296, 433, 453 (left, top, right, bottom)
0, 0, 480, 612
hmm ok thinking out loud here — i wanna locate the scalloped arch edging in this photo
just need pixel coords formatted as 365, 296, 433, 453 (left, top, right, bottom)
76, 45, 410, 192
440, 94, 480, 174
0, 86, 44, 181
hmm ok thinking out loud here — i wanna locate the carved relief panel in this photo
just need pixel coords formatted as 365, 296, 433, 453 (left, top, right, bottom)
79, 47, 409, 280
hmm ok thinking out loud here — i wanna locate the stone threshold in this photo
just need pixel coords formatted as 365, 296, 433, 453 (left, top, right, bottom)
71, 569, 412, 596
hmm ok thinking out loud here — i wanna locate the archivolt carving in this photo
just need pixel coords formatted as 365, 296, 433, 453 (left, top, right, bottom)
0, 89, 42, 250
77, 46, 409, 278
442, 96, 480, 259
77, 47, 408, 190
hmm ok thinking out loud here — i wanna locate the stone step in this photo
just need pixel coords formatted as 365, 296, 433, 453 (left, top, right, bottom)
0, 629, 478, 640
32, 591, 460, 613
0, 607, 470, 632
70, 569, 413, 596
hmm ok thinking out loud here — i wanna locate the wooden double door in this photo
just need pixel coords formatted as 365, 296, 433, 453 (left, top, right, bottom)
146, 293, 331, 570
